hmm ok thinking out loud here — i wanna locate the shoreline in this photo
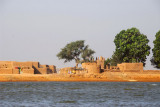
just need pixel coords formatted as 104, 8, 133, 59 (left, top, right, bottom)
1, 72, 160, 82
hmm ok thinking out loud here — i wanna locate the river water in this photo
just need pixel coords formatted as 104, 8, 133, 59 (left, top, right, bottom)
0, 82, 160, 107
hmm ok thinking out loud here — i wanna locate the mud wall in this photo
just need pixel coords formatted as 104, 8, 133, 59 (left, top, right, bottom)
59, 67, 74, 74
13, 69, 19, 74
59, 67, 87, 74
96, 56, 105, 69
0, 68, 13, 74
22, 69, 34, 74
36, 68, 48, 74
12, 62, 33, 69
118, 63, 143, 72
0, 61, 13, 68
0, 61, 56, 74
82, 62, 100, 74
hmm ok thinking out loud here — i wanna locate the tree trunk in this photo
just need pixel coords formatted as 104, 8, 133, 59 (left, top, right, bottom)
76, 63, 78, 68
75, 58, 79, 68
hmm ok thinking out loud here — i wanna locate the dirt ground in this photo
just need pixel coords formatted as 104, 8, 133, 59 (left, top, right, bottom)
1, 70, 160, 82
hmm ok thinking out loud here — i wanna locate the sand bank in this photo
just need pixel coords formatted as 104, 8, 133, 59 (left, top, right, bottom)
1, 71, 160, 82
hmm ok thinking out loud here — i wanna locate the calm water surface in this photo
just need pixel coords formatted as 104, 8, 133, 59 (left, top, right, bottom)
0, 82, 160, 107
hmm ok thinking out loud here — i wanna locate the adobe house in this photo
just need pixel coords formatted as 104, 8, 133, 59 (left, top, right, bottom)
82, 56, 105, 74
59, 67, 88, 74
58, 56, 144, 74
117, 63, 143, 72
0, 61, 56, 74
82, 56, 144, 73
58, 56, 105, 74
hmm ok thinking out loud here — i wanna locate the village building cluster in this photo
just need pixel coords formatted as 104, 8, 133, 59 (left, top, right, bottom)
0, 61, 56, 74
0, 57, 143, 74
59, 56, 144, 74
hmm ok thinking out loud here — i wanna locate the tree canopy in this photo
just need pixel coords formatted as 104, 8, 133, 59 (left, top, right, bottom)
112, 27, 150, 66
57, 40, 95, 67
151, 30, 160, 68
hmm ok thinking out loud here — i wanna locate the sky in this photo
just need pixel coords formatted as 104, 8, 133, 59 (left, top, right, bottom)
0, 0, 160, 69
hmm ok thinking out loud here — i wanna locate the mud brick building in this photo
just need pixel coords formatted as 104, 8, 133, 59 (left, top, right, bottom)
82, 56, 105, 74
117, 63, 143, 72
0, 61, 56, 74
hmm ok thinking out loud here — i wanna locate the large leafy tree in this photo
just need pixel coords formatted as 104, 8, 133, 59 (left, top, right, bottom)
81, 45, 95, 62
151, 30, 160, 68
110, 53, 122, 66
112, 27, 150, 66
57, 40, 95, 68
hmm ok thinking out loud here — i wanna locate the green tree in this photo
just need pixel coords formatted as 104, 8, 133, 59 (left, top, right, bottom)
81, 45, 95, 62
110, 53, 122, 66
104, 58, 111, 68
57, 40, 95, 68
151, 30, 160, 68
104, 58, 111, 66
113, 27, 150, 66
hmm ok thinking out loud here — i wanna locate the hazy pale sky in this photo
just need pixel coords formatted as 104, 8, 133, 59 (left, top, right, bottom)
0, 0, 160, 69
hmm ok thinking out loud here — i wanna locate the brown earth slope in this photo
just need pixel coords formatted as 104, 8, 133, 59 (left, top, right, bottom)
0, 71, 160, 82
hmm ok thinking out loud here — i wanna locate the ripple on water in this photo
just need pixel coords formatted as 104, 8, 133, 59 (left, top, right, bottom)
124, 88, 136, 90
151, 83, 157, 86
0, 82, 160, 106
68, 87, 81, 90
58, 100, 77, 103
133, 94, 145, 97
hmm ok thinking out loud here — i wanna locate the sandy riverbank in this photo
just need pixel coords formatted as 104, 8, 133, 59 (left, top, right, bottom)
1, 71, 160, 82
